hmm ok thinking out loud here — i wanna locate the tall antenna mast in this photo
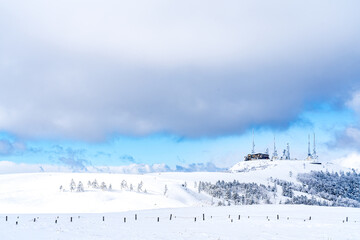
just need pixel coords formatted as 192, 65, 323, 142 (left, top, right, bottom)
312, 132, 317, 159
286, 143, 290, 160
308, 134, 311, 157
273, 136, 278, 157
252, 129, 255, 154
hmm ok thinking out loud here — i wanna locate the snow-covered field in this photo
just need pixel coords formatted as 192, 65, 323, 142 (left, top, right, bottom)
2, 205, 360, 240
0, 160, 358, 239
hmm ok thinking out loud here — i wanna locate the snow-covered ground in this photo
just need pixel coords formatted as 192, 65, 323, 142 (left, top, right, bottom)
1, 205, 360, 240
0, 160, 358, 239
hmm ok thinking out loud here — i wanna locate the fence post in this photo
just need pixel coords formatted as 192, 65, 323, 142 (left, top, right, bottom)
170, 214, 172, 221
346, 217, 348, 222
55, 219, 57, 224
238, 215, 240, 220
103, 216, 105, 222
194, 217, 196, 222
157, 217, 159, 222
277, 215, 279, 220
70, 217, 72, 222
6, 216, 8, 221
135, 214, 137, 221
203, 214, 205, 221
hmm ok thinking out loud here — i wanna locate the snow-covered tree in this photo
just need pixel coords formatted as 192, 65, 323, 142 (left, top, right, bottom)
70, 179, 76, 192
164, 184, 168, 195
121, 180, 128, 190
137, 181, 143, 192
100, 182, 107, 191
92, 179, 99, 189
77, 181, 84, 192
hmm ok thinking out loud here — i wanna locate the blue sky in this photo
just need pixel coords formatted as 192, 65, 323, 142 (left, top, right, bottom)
1, 0, 360, 170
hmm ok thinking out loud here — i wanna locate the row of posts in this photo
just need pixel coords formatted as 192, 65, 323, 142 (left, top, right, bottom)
4, 214, 354, 224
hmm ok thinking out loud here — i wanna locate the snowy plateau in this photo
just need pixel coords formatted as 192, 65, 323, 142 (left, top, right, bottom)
0, 160, 360, 239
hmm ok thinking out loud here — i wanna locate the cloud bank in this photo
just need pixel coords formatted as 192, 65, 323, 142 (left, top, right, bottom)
1, 1, 360, 140
0, 161, 224, 174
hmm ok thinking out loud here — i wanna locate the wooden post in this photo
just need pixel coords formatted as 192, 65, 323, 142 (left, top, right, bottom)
157, 217, 159, 222
346, 217, 348, 222
34, 218, 36, 222
103, 216, 105, 222
70, 217, 72, 222
170, 214, 172, 220
277, 214, 279, 220
6, 216, 8, 221
16, 221, 18, 225
135, 214, 137, 220
238, 215, 240, 220
55, 219, 57, 224
203, 214, 205, 221
194, 217, 196, 222
124, 217, 126, 223
228, 214, 230, 218
309, 216, 311, 220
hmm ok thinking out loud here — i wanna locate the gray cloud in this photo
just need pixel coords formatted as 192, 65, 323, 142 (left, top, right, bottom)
0, 139, 26, 156
1, 1, 360, 140
329, 91, 360, 149
56, 147, 89, 171
119, 154, 136, 163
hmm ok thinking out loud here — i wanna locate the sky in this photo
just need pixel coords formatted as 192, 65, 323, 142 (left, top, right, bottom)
1, 0, 360, 171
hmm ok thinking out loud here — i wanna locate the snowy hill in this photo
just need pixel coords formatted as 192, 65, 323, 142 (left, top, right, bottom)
0, 160, 356, 214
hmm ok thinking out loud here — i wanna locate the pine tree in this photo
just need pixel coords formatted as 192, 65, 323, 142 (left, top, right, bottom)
70, 179, 76, 192
77, 181, 84, 192
121, 180, 128, 190
92, 179, 99, 189
100, 182, 107, 190
137, 181, 143, 192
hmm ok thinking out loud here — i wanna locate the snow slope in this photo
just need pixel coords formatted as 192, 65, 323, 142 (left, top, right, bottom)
0, 160, 349, 214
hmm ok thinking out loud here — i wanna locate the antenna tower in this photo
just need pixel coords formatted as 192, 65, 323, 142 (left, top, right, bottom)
273, 136, 278, 158
312, 133, 317, 159
252, 129, 255, 154
308, 134, 311, 157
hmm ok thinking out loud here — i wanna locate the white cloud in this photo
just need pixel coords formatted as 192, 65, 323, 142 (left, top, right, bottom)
334, 152, 360, 170
1, 0, 360, 140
